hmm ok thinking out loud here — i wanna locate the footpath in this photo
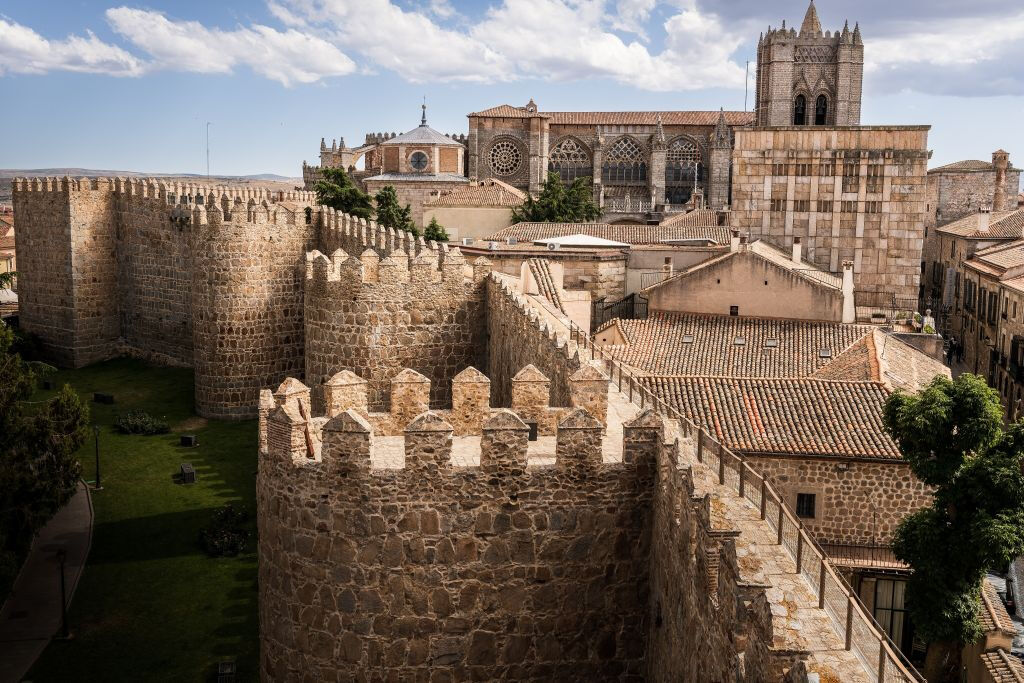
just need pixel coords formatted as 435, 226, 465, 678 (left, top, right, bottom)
0, 482, 93, 683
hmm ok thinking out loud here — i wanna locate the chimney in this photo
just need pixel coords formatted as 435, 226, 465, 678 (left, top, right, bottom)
978, 207, 991, 233
993, 150, 1010, 212
662, 256, 674, 277
841, 261, 855, 324
730, 229, 741, 252
792, 236, 802, 264
739, 235, 748, 251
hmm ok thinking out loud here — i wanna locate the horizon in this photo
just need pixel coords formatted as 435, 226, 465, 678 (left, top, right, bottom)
1, 0, 1022, 179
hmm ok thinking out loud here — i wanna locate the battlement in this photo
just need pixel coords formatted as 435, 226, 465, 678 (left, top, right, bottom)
258, 364, 609, 462
11, 175, 317, 206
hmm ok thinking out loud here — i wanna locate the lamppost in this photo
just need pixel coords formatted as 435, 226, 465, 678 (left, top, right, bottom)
56, 548, 70, 639
92, 424, 102, 490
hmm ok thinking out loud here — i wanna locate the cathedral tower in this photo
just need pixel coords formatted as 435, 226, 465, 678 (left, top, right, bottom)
754, 1, 864, 127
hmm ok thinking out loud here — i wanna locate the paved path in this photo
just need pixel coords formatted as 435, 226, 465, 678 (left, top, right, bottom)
0, 481, 93, 683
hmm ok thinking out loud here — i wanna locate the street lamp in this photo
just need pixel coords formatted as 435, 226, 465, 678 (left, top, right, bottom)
92, 425, 102, 490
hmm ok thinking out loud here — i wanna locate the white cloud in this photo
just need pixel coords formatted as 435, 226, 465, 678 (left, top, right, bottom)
0, 17, 144, 76
105, 7, 356, 86
273, 0, 746, 90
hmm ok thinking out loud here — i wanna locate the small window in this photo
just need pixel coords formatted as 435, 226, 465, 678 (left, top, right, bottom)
865, 201, 882, 214
817, 200, 833, 213
793, 199, 810, 212
682, 334, 694, 344
814, 95, 828, 126
819, 348, 832, 359
770, 198, 786, 212
729, 306, 739, 317
764, 339, 779, 348
794, 95, 806, 126
819, 163, 835, 177
796, 493, 816, 518
734, 336, 746, 346
841, 201, 857, 214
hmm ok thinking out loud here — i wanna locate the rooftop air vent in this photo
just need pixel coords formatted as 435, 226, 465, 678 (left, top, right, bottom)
547, 242, 560, 251
734, 337, 746, 346
506, 237, 518, 245
819, 348, 832, 358
682, 334, 694, 344
461, 237, 474, 246
764, 339, 779, 348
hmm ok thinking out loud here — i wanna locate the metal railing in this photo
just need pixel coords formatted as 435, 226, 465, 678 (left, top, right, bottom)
639, 271, 672, 290
565, 320, 924, 683
820, 543, 908, 571
605, 197, 653, 213
591, 294, 648, 332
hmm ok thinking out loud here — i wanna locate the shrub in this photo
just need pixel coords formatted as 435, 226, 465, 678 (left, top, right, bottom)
115, 410, 169, 435
923, 324, 936, 334
199, 504, 250, 557
423, 216, 449, 242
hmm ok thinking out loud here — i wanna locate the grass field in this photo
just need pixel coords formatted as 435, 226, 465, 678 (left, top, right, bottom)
26, 358, 259, 682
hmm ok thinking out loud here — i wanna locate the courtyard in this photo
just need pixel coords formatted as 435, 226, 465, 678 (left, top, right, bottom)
24, 358, 259, 681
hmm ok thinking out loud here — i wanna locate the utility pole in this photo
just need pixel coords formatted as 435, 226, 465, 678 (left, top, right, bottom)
206, 122, 211, 179
744, 61, 751, 112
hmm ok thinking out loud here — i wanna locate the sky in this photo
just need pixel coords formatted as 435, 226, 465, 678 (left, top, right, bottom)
0, 0, 1022, 178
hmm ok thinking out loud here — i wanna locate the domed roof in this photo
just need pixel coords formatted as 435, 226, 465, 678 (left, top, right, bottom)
380, 103, 463, 147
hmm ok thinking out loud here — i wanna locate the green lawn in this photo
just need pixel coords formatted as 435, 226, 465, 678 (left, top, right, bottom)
27, 358, 259, 682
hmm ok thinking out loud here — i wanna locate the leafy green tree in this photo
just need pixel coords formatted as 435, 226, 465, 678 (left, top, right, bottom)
883, 374, 1024, 681
0, 323, 88, 599
0, 271, 15, 289
312, 166, 373, 220
374, 185, 418, 236
511, 172, 601, 224
423, 217, 449, 243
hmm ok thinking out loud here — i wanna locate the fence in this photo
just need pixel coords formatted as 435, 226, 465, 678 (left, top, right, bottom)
565, 320, 923, 683
639, 271, 671, 290
591, 293, 649, 332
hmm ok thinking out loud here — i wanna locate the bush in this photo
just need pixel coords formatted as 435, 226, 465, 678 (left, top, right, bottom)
199, 504, 250, 557
423, 216, 449, 242
923, 324, 936, 334
115, 410, 169, 435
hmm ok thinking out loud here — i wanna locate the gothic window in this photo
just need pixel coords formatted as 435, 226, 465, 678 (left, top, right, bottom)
815, 95, 828, 125
665, 137, 703, 205
548, 138, 591, 182
409, 151, 429, 171
602, 137, 647, 184
488, 140, 523, 176
794, 94, 806, 125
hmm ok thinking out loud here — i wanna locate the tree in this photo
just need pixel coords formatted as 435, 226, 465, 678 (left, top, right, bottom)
0, 271, 15, 289
374, 186, 418, 236
0, 323, 88, 600
312, 166, 373, 220
883, 373, 1024, 682
423, 217, 449, 243
511, 172, 601, 224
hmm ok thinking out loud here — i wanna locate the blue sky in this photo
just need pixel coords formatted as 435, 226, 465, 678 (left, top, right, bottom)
1, 0, 1022, 178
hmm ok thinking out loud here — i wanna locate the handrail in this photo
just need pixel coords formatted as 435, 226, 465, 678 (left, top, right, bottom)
565, 319, 924, 683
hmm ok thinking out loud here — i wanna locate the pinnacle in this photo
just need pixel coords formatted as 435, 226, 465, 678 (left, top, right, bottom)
800, 0, 822, 37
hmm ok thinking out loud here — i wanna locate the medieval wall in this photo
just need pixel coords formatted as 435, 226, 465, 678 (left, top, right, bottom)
303, 239, 488, 411
257, 392, 654, 681
486, 274, 583, 408
731, 126, 931, 304
744, 455, 932, 545
928, 168, 1021, 227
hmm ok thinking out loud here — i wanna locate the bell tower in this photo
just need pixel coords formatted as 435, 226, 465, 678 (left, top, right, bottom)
754, 1, 864, 127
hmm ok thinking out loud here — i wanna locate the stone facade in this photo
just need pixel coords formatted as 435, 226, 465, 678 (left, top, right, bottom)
927, 152, 1021, 228
744, 455, 931, 546
463, 244, 628, 302
730, 126, 931, 304
362, 177, 470, 228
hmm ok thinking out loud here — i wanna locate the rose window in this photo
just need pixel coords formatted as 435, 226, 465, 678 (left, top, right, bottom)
489, 141, 522, 176
410, 151, 429, 171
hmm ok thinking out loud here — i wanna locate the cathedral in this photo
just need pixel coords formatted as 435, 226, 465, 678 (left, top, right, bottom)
304, 1, 928, 303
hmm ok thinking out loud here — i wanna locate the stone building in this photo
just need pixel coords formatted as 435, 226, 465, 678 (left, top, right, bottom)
927, 151, 1020, 229
421, 178, 524, 242
467, 101, 745, 216
754, 1, 864, 127
0, 207, 14, 284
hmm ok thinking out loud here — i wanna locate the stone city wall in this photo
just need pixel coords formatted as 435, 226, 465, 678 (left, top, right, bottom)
927, 167, 1021, 227
744, 455, 932, 546
303, 239, 488, 412
256, 371, 785, 682
486, 273, 585, 408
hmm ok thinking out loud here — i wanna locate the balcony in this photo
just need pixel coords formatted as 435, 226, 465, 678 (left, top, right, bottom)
819, 542, 908, 572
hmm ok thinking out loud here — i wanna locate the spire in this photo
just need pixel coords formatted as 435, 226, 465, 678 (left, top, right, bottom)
712, 108, 730, 149
800, 0, 822, 37
841, 19, 850, 40
420, 96, 427, 126
654, 115, 666, 145
852, 22, 862, 45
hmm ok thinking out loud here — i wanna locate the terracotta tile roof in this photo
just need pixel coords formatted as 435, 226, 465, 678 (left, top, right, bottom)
980, 578, 1017, 635
872, 330, 950, 393
363, 173, 469, 183
486, 221, 732, 246
527, 258, 564, 314
658, 209, 728, 229
973, 240, 1024, 271
937, 209, 1024, 239
641, 375, 901, 460
811, 333, 878, 383
424, 179, 525, 207
930, 159, 997, 173
468, 104, 755, 127
603, 312, 873, 378
980, 650, 1024, 683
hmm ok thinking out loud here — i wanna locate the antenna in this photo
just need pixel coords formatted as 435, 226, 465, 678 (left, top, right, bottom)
744, 61, 750, 112
206, 122, 212, 179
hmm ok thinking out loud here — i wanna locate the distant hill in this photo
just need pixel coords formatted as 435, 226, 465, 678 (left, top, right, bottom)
0, 169, 303, 204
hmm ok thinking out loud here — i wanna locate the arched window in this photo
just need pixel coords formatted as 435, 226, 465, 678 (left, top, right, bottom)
665, 137, 704, 205
815, 95, 828, 126
794, 94, 806, 126
602, 137, 646, 184
548, 138, 591, 183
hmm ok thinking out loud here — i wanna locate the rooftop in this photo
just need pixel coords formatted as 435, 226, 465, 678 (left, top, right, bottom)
930, 159, 1019, 174
468, 102, 754, 127
936, 209, 1024, 240
380, 106, 465, 147
423, 178, 525, 208
487, 220, 732, 246
363, 173, 469, 184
